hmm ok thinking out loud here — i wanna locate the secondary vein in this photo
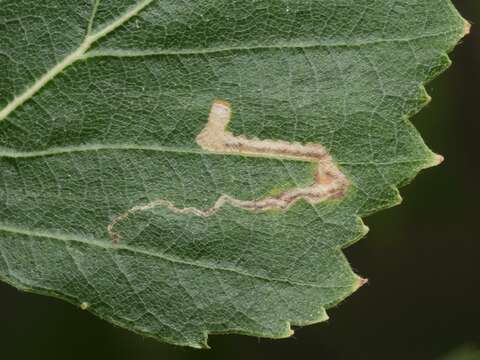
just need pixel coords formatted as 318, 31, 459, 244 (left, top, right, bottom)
0, 0, 155, 123
81, 30, 458, 59
0, 222, 348, 291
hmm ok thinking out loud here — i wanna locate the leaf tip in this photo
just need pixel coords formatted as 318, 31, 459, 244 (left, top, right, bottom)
353, 277, 369, 292
425, 94, 432, 105
433, 154, 445, 166
464, 20, 472, 36
193, 333, 211, 350
361, 224, 370, 236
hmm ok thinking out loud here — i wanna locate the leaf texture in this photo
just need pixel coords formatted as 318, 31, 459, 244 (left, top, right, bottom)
0, 0, 467, 348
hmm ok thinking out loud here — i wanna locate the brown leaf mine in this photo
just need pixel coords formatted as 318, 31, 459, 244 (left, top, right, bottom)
108, 100, 349, 242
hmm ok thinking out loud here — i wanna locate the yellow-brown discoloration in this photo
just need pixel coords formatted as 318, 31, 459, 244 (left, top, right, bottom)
108, 100, 349, 242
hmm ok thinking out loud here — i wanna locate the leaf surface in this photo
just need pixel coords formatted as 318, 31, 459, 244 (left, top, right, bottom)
0, 0, 467, 347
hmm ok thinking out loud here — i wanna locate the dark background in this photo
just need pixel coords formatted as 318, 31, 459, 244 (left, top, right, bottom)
1, 1, 478, 359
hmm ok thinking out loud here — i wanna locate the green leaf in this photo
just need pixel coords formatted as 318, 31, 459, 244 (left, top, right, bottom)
0, 0, 467, 348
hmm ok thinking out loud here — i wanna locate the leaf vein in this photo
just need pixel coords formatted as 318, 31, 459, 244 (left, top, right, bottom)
0, 223, 350, 291
82, 29, 458, 59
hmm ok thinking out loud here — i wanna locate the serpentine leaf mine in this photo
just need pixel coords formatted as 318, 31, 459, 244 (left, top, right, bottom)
108, 100, 349, 242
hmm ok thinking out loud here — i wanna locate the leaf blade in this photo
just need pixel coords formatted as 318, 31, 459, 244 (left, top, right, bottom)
0, 0, 468, 347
